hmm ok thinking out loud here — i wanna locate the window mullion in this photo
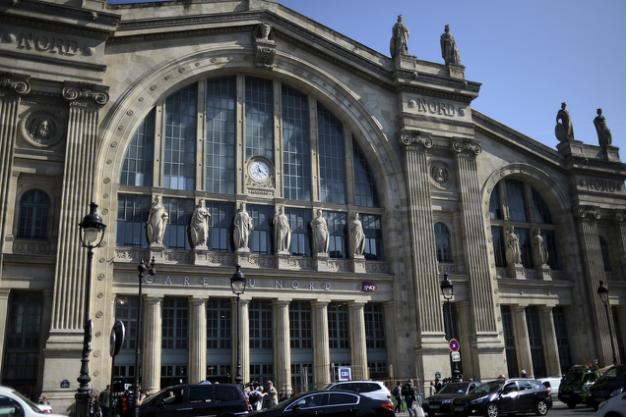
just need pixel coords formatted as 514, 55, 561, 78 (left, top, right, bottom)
154, 102, 164, 187
273, 80, 283, 198
309, 98, 319, 202
344, 130, 355, 207
236, 75, 245, 195
196, 80, 207, 192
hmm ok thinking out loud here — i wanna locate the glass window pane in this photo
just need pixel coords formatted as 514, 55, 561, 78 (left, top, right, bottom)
245, 77, 274, 160
17, 190, 50, 240
532, 189, 552, 224
542, 230, 559, 270
325, 211, 347, 259
163, 198, 194, 249
115, 296, 138, 350
489, 187, 502, 220
599, 236, 612, 271
516, 228, 533, 268
162, 297, 189, 350
206, 201, 234, 252
285, 208, 311, 257
501, 306, 518, 377
290, 301, 312, 349
328, 303, 349, 349
364, 304, 385, 349
353, 140, 378, 208
205, 77, 236, 194
361, 214, 383, 261
434, 222, 452, 263
164, 84, 197, 190
491, 226, 506, 267
318, 105, 346, 204
206, 299, 231, 350
505, 180, 528, 222
117, 194, 150, 247
525, 306, 546, 378
282, 86, 311, 201
249, 300, 273, 349
248, 204, 274, 255
553, 307, 571, 373
121, 109, 155, 187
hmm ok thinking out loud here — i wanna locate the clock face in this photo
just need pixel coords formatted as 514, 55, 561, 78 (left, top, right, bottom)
249, 159, 271, 182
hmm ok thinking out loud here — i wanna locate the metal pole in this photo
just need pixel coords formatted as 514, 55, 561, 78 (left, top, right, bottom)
603, 302, 618, 365
134, 267, 144, 417
446, 300, 460, 381
235, 294, 242, 385
76, 245, 94, 417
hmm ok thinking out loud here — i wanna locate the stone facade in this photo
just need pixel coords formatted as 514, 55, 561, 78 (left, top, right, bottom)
0, 0, 625, 411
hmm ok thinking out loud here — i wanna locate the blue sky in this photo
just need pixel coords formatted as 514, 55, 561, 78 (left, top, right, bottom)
107, 0, 625, 151
277, 0, 626, 150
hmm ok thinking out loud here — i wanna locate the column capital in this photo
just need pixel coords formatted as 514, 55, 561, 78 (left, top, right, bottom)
0, 288, 10, 299
349, 301, 366, 310
272, 299, 292, 308
0, 72, 31, 96
144, 295, 163, 305
311, 300, 330, 309
399, 129, 432, 150
574, 205, 601, 222
62, 82, 109, 107
451, 138, 482, 157
190, 296, 206, 307
614, 210, 626, 224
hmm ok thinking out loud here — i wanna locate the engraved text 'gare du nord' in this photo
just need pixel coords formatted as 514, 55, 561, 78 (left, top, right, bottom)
408, 97, 466, 118
2, 30, 91, 56
143, 275, 335, 292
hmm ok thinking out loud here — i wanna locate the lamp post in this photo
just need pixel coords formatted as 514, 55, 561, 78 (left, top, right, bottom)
440, 273, 460, 381
134, 257, 155, 417
230, 264, 247, 386
77, 202, 106, 417
597, 280, 617, 365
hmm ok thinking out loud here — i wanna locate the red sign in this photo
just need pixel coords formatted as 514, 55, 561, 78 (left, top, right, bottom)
449, 338, 460, 352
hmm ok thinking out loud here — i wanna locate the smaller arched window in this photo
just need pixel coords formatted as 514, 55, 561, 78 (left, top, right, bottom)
17, 190, 50, 240
434, 222, 453, 263
599, 236, 612, 271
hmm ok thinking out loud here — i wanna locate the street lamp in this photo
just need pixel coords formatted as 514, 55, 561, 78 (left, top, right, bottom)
230, 265, 247, 385
597, 280, 617, 365
134, 257, 155, 417
440, 273, 460, 381
77, 202, 106, 417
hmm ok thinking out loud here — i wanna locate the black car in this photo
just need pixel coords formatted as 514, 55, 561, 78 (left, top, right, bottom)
588, 365, 626, 410
139, 383, 250, 417
452, 379, 552, 417
250, 390, 394, 417
423, 381, 481, 416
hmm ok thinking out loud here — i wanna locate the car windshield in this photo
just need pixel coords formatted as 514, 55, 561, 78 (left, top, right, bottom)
471, 381, 502, 395
562, 368, 585, 383
439, 383, 471, 395
11, 390, 45, 414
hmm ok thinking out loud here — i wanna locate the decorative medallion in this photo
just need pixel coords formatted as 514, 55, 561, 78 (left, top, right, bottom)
20, 110, 64, 148
430, 161, 449, 188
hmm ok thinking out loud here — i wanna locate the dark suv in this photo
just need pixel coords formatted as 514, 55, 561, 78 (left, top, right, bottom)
452, 379, 552, 417
139, 383, 249, 417
589, 365, 626, 410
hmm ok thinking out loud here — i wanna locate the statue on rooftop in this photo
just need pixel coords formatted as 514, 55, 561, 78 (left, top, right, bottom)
390, 15, 409, 58
555, 102, 575, 142
440, 24, 461, 65
593, 108, 612, 147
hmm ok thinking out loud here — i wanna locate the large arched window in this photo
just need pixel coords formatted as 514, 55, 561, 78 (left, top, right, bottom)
488, 178, 559, 270
117, 76, 383, 261
434, 222, 453, 263
17, 190, 50, 240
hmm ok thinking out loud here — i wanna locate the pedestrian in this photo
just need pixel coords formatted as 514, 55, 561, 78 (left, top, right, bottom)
520, 369, 528, 378
264, 380, 278, 408
392, 382, 403, 413
402, 379, 417, 417
99, 385, 111, 417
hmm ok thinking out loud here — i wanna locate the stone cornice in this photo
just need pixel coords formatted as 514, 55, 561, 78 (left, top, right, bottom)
451, 138, 481, 157
62, 83, 109, 107
399, 130, 433, 150
0, 72, 31, 95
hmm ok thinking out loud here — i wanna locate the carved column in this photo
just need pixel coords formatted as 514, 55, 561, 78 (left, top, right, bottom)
349, 301, 369, 381
273, 299, 292, 398
575, 206, 616, 366
0, 74, 30, 280
232, 298, 250, 384
0, 288, 10, 376
511, 306, 534, 377
614, 211, 626, 279
538, 306, 561, 377
189, 297, 207, 384
451, 138, 504, 378
400, 131, 448, 381
143, 296, 162, 394
312, 300, 330, 388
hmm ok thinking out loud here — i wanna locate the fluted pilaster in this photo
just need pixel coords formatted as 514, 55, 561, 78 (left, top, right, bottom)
538, 306, 561, 377
312, 301, 330, 388
51, 84, 109, 332
401, 131, 443, 334
143, 296, 162, 393
0, 289, 10, 376
273, 300, 292, 398
349, 302, 368, 380
452, 139, 497, 333
189, 297, 207, 384
511, 306, 533, 377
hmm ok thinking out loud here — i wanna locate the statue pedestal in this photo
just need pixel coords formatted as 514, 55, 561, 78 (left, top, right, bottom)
351, 255, 366, 273
315, 253, 331, 272
149, 244, 165, 262
537, 264, 552, 281
236, 250, 258, 269
193, 247, 209, 265
447, 63, 465, 80
276, 253, 295, 270
556, 140, 585, 157
508, 263, 526, 280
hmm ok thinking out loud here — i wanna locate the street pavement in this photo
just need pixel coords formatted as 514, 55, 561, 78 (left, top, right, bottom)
395, 401, 597, 417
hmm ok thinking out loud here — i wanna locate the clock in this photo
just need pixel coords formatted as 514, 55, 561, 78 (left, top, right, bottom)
248, 159, 271, 182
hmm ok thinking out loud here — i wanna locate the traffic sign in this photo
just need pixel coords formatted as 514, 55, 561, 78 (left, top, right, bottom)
110, 320, 125, 357
449, 338, 460, 352
337, 366, 352, 382
450, 351, 461, 362
434, 371, 442, 379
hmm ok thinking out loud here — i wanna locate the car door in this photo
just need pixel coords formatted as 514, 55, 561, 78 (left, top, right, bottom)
516, 380, 536, 411
153, 387, 189, 417
324, 393, 360, 417
286, 393, 329, 417
497, 382, 520, 413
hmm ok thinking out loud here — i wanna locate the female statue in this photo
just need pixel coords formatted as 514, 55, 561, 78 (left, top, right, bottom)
349, 213, 365, 257
311, 209, 329, 255
274, 205, 291, 254
233, 202, 253, 251
190, 200, 211, 249
146, 195, 168, 246
505, 226, 522, 265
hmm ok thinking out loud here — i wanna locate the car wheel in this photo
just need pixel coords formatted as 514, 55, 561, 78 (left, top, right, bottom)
485, 403, 499, 417
535, 400, 548, 416
566, 402, 576, 409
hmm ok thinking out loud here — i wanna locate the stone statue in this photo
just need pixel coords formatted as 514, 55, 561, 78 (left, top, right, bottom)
311, 209, 329, 255
533, 229, 549, 266
257, 23, 271, 40
349, 213, 365, 258
233, 202, 253, 252
504, 226, 522, 265
440, 24, 461, 65
146, 195, 168, 246
274, 205, 291, 255
190, 200, 211, 249
593, 108, 612, 147
555, 102, 574, 142
390, 15, 409, 58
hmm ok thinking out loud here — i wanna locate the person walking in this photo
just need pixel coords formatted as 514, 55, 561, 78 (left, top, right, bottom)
99, 385, 111, 417
392, 382, 403, 413
264, 381, 278, 408
402, 379, 417, 417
